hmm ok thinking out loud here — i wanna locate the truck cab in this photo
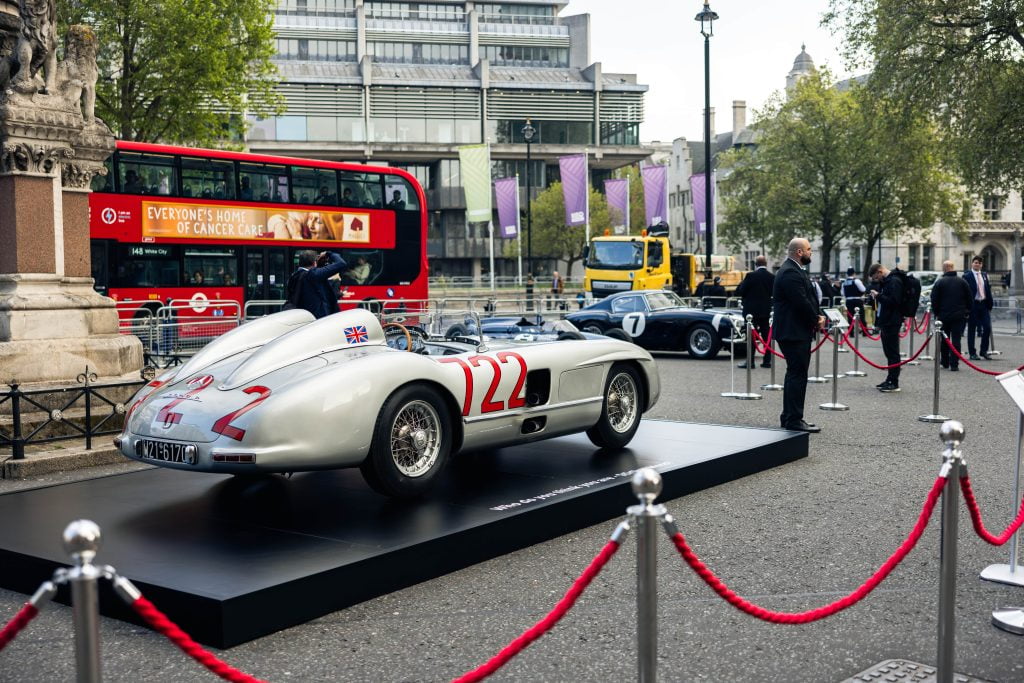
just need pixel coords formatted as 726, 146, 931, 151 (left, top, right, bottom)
583, 234, 672, 299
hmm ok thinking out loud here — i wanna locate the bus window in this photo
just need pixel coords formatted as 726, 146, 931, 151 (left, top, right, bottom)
113, 244, 181, 287
91, 158, 114, 193
184, 247, 239, 287
118, 152, 177, 196
291, 166, 337, 205
339, 171, 383, 208
239, 162, 289, 203
181, 157, 235, 200
384, 176, 419, 211
90, 240, 110, 294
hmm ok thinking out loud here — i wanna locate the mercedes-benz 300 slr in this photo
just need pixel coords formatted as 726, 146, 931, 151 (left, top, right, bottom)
116, 308, 660, 498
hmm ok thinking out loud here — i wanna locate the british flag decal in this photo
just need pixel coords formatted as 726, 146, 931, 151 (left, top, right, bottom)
344, 325, 369, 344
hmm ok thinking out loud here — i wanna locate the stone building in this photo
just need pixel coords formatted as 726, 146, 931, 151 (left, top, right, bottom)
246, 0, 651, 280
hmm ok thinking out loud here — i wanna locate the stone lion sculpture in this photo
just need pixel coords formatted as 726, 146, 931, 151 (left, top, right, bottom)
9, 0, 57, 94
57, 24, 99, 123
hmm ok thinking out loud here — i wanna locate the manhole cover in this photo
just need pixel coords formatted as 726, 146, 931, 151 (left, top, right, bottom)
841, 659, 993, 683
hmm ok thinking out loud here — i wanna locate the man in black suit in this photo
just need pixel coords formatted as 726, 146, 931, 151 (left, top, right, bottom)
735, 254, 775, 368
867, 263, 905, 392
964, 255, 994, 359
772, 238, 825, 433
930, 260, 972, 371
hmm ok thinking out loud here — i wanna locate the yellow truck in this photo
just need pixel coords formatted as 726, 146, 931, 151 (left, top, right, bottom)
583, 232, 745, 299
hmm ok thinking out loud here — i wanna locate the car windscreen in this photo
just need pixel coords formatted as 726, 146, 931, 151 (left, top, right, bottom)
587, 241, 643, 269
646, 291, 686, 310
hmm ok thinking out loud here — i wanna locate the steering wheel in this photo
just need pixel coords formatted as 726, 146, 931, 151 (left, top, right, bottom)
382, 321, 413, 352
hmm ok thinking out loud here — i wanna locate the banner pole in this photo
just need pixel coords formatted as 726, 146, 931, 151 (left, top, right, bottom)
488, 221, 495, 291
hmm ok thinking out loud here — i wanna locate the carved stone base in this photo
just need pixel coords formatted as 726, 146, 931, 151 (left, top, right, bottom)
0, 274, 142, 383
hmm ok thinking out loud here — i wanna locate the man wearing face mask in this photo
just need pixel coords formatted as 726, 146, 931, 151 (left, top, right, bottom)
772, 238, 826, 433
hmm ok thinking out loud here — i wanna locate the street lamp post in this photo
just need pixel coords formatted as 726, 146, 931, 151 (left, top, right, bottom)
696, 2, 718, 282
522, 120, 536, 278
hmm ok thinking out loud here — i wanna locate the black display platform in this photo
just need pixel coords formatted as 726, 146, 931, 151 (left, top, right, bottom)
0, 420, 806, 647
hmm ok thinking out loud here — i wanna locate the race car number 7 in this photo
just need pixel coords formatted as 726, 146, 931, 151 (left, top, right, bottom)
439, 352, 527, 416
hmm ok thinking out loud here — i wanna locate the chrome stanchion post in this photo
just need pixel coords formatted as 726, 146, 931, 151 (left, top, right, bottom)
64, 520, 103, 683
906, 317, 920, 365
721, 318, 741, 397
981, 406, 1024, 587
846, 308, 866, 377
900, 318, 910, 358
761, 320, 782, 391
808, 328, 828, 383
937, 421, 964, 683
736, 315, 762, 400
820, 323, 849, 411
919, 322, 948, 423
989, 327, 1002, 356
628, 468, 666, 683
921, 305, 934, 360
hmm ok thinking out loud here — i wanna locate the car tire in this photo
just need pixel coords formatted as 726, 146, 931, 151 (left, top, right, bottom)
587, 363, 644, 449
360, 384, 452, 498
557, 330, 586, 340
686, 323, 721, 359
445, 323, 470, 340
580, 323, 604, 335
604, 328, 631, 342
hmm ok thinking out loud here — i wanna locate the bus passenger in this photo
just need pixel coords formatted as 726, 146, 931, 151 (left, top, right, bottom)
341, 256, 370, 285
192, 271, 205, 285
123, 170, 145, 194
240, 176, 253, 200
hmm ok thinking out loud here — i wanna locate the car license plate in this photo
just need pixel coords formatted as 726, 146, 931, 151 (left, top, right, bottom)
137, 439, 197, 465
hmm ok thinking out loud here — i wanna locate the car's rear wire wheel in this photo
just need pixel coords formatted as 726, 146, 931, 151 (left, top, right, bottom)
586, 363, 644, 449
685, 323, 720, 359
361, 385, 452, 497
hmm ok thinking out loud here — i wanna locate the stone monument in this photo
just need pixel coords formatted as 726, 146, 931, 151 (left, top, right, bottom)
0, 0, 141, 384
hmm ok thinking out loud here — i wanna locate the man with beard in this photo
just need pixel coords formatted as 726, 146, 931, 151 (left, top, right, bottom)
772, 238, 825, 433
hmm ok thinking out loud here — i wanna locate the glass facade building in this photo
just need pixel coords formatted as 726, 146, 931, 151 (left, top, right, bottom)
247, 0, 650, 278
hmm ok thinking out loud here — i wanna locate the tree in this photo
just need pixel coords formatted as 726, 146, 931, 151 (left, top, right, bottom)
519, 182, 609, 278
717, 146, 799, 260
826, 0, 1024, 193
58, 0, 281, 145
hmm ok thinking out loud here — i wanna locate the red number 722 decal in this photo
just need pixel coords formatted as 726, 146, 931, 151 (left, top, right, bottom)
439, 352, 527, 415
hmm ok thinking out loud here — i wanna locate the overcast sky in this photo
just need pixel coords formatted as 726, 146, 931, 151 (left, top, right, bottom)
565, 0, 857, 143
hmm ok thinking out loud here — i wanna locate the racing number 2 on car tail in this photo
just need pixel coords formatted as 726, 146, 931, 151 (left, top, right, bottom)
439, 352, 527, 416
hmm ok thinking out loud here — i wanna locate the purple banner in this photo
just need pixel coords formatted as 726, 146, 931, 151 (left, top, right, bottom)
690, 173, 714, 235
604, 178, 629, 231
494, 177, 519, 238
641, 165, 668, 228
558, 154, 588, 226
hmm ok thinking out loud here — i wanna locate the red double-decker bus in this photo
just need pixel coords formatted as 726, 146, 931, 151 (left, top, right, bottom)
89, 141, 428, 320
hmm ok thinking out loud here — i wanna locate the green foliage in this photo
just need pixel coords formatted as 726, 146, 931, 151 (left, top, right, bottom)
826, 0, 1024, 193
718, 70, 965, 274
520, 182, 609, 277
58, 0, 282, 145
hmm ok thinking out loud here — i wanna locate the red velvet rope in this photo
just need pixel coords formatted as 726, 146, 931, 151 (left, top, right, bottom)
899, 318, 912, 339
750, 329, 786, 359
453, 540, 621, 683
810, 332, 829, 354
915, 312, 931, 334
845, 333, 932, 369
131, 597, 266, 683
941, 337, 1023, 376
669, 476, 946, 624
960, 475, 1024, 546
857, 321, 881, 340
0, 603, 38, 652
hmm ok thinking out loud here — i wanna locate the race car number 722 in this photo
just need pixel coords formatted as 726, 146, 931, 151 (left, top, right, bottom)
438, 352, 527, 416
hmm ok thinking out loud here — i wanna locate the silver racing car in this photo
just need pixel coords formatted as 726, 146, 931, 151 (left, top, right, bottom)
116, 308, 660, 497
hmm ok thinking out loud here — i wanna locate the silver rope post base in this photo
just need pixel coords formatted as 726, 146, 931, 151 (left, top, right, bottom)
921, 305, 934, 360
627, 469, 667, 683
846, 308, 867, 377
64, 520, 103, 683
735, 316, 762, 400
808, 329, 828, 383
936, 421, 964, 683
919, 322, 948, 423
989, 328, 1002, 356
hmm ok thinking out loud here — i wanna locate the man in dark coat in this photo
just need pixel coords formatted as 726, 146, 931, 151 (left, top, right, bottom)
964, 255, 994, 359
287, 250, 348, 319
867, 263, 904, 392
772, 238, 824, 433
930, 260, 972, 371
735, 254, 775, 368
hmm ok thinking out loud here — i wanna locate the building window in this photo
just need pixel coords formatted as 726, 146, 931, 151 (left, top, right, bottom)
490, 160, 544, 187
983, 195, 1003, 220
481, 45, 568, 67
477, 3, 555, 25
849, 247, 860, 273
276, 38, 356, 61
492, 119, 592, 145
744, 250, 758, 271
600, 122, 639, 146
275, 0, 356, 17
366, 2, 464, 21
438, 159, 460, 188
367, 41, 469, 64
922, 244, 933, 271
907, 245, 918, 271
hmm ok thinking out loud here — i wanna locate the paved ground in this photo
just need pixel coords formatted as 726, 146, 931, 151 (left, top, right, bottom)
2, 329, 1024, 682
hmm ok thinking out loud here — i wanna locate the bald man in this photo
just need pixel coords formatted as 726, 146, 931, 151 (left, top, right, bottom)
930, 260, 972, 371
772, 238, 825, 433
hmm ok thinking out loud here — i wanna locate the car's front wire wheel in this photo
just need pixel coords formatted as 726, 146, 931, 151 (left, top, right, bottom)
586, 363, 643, 449
361, 385, 452, 498
685, 323, 721, 359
